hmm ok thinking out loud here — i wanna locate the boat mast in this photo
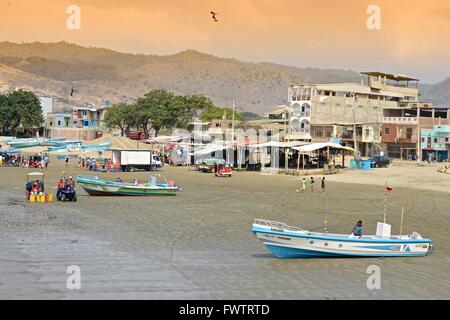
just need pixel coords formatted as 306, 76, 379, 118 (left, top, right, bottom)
383, 184, 389, 223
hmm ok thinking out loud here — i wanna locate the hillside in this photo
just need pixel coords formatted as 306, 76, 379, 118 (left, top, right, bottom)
421, 78, 450, 106
0, 42, 448, 113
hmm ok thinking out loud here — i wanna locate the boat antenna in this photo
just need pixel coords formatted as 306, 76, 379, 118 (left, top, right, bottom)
383, 182, 392, 224
400, 206, 405, 236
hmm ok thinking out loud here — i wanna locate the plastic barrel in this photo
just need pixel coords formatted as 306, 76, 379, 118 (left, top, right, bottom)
350, 159, 358, 170
40, 195, 46, 202
360, 160, 373, 171
29, 195, 36, 202
47, 194, 53, 202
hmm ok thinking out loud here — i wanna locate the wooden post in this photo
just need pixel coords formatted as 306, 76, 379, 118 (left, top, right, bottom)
302, 153, 305, 174
297, 151, 301, 172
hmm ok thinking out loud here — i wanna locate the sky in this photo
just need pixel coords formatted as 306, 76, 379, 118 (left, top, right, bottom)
0, 0, 449, 83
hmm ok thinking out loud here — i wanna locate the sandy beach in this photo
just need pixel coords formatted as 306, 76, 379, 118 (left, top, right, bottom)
0, 157, 449, 300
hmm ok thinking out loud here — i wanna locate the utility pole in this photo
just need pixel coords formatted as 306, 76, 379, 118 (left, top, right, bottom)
232, 101, 236, 167
285, 105, 290, 172
353, 107, 359, 160
416, 105, 421, 164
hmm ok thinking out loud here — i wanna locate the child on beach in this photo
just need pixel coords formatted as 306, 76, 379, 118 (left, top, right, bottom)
321, 177, 326, 193
301, 177, 307, 193
310, 177, 315, 192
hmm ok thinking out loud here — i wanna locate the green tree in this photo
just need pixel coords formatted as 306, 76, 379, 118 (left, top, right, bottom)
104, 103, 134, 136
0, 90, 43, 134
200, 106, 244, 122
135, 89, 175, 137
169, 95, 213, 129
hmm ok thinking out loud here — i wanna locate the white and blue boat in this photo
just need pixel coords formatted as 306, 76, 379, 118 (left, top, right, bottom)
252, 219, 432, 259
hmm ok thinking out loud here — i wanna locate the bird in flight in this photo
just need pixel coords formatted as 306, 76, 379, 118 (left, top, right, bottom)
210, 11, 219, 22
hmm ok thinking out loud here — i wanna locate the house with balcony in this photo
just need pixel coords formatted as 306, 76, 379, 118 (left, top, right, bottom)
73, 103, 107, 128
421, 125, 450, 162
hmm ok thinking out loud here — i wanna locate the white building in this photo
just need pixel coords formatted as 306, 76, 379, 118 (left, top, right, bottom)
39, 97, 54, 121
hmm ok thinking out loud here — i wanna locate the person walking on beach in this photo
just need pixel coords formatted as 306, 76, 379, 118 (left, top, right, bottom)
65, 156, 69, 166
301, 177, 307, 193
352, 220, 363, 238
310, 177, 315, 192
321, 177, 326, 193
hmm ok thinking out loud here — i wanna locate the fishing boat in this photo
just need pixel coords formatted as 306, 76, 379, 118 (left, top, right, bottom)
56, 154, 79, 160
252, 219, 432, 259
76, 174, 182, 196
82, 142, 112, 151
7, 139, 42, 149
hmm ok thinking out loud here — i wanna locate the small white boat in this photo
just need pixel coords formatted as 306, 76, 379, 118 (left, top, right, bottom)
252, 219, 433, 259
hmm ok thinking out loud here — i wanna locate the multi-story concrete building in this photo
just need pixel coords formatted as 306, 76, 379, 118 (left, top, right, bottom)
72, 103, 107, 128
286, 72, 449, 159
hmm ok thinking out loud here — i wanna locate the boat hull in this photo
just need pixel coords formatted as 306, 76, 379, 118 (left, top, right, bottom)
80, 185, 178, 196
252, 223, 432, 259
76, 176, 181, 197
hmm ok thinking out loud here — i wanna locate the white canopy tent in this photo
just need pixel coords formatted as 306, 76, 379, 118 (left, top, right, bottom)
292, 142, 355, 172
194, 144, 233, 157
249, 141, 309, 148
292, 142, 355, 153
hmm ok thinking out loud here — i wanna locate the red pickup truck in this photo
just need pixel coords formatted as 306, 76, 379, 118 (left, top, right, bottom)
127, 132, 149, 141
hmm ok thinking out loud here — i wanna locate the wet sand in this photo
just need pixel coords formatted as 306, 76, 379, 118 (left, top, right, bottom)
0, 158, 449, 300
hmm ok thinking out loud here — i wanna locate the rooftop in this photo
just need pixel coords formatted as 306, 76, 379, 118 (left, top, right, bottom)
360, 72, 419, 82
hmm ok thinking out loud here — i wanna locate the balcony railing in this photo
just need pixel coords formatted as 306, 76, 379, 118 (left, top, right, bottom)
383, 117, 418, 124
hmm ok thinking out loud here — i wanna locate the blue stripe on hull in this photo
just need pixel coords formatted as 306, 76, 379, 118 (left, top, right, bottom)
265, 244, 343, 259
265, 244, 428, 259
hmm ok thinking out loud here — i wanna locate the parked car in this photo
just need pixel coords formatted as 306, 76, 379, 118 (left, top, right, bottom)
370, 156, 390, 168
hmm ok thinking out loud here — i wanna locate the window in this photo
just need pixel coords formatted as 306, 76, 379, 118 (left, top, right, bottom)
422, 137, 425, 143
434, 138, 438, 143
216, 123, 220, 128
446, 137, 449, 143
57, 121, 61, 126
290, 119, 301, 133
292, 103, 302, 117
365, 129, 370, 137
300, 120, 310, 133
384, 128, 390, 135
406, 128, 413, 138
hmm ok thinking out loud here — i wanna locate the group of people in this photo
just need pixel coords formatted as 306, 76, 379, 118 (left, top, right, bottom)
299, 176, 326, 193
56, 172, 76, 199
0, 153, 49, 168
26, 179, 44, 196
77, 157, 99, 170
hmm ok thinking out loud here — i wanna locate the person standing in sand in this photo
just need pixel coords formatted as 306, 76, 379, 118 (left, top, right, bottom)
321, 177, 326, 193
310, 177, 315, 192
301, 177, 307, 193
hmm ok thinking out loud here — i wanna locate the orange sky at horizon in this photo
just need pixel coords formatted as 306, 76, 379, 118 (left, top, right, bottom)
0, 0, 449, 82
